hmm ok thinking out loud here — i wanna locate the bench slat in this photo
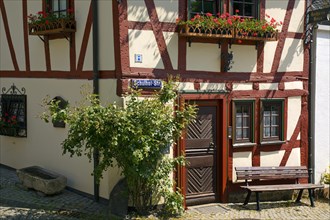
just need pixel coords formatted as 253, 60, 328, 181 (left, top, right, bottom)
235, 166, 309, 181
241, 184, 324, 192
235, 166, 307, 171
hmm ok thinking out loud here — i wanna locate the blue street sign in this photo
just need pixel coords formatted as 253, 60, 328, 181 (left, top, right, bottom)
131, 79, 162, 89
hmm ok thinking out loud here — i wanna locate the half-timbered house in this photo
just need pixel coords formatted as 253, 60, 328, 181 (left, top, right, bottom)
1, 0, 313, 206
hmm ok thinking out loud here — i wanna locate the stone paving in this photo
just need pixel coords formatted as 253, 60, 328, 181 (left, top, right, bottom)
1, 165, 329, 219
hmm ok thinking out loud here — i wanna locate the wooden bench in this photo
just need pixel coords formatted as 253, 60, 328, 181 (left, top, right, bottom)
235, 166, 324, 210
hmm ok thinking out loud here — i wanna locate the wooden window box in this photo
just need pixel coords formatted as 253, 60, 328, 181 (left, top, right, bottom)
178, 24, 234, 39
28, 18, 76, 36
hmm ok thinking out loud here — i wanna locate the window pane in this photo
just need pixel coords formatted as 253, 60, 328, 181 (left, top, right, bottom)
59, 0, 67, 10
243, 128, 249, 138
271, 127, 279, 137
204, 1, 216, 14
244, 4, 253, 17
271, 116, 279, 125
243, 116, 249, 126
236, 115, 242, 127
233, 3, 243, 15
190, 0, 202, 14
236, 128, 242, 139
264, 127, 270, 138
264, 116, 270, 126
264, 110, 270, 116
53, 0, 59, 11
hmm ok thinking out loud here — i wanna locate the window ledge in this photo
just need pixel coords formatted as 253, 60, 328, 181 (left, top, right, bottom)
260, 140, 286, 146
233, 143, 257, 148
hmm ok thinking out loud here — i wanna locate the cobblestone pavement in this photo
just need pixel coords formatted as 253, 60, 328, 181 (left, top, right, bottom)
1, 165, 329, 219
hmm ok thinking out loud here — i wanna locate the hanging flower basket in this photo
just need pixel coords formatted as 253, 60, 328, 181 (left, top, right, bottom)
28, 18, 76, 36
235, 29, 278, 41
178, 24, 234, 39
0, 127, 18, 137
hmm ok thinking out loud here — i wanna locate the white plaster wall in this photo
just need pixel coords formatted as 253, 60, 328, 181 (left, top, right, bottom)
127, 0, 149, 22
155, 0, 178, 23
259, 83, 278, 90
200, 83, 226, 91
232, 151, 252, 182
75, 0, 93, 71
287, 96, 301, 140
177, 82, 194, 91
129, 30, 164, 69
232, 83, 253, 91
163, 32, 178, 70
286, 148, 301, 166
278, 39, 304, 72
263, 41, 277, 73
186, 43, 220, 72
49, 39, 70, 71
0, 10, 14, 70
127, 0, 179, 23
99, 0, 115, 71
0, 78, 121, 199
288, 0, 305, 33
229, 45, 257, 72
285, 81, 303, 90
260, 150, 285, 166
2, 0, 25, 71
27, 1, 46, 71
314, 25, 330, 184
265, 0, 287, 33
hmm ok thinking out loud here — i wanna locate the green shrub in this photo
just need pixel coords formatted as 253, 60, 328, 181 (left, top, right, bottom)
41, 79, 196, 215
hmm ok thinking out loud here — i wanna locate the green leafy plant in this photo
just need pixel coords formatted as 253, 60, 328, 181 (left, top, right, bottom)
321, 166, 330, 185
27, 8, 74, 25
41, 79, 196, 215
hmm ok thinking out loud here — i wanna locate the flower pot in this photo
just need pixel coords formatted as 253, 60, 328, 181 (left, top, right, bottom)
178, 24, 234, 39
28, 18, 76, 36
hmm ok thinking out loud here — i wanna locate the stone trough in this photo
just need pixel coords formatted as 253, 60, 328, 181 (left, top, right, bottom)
17, 166, 67, 195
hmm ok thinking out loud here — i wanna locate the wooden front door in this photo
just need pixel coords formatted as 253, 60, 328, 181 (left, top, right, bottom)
185, 101, 219, 206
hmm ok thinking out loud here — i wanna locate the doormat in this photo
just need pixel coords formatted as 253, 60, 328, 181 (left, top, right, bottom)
193, 204, 229, 214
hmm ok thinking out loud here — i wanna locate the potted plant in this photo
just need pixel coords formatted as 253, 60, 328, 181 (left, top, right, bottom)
177, 12, 282, 41
28, 8, 76, 36
234, 14, 282, 41
176, 12, 234, 38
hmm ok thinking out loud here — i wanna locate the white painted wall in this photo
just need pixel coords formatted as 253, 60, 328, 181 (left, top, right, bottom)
313, 25, 330, 184
0, 78, 121, 199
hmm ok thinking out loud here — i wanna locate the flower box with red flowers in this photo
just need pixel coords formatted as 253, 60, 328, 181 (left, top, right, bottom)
28, 9, 76, 36
177, 13, 234, 39
177, 12, 281, 42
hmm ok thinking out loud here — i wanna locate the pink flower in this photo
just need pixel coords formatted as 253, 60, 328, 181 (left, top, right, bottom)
227, 19, 232, 25
235, 9, 239, 14
206, 12, 213, 17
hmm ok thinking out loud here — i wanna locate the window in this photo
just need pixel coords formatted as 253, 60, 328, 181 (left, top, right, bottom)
188, 0, 221, 18
0, 94, 27, 137
231, 0, 258, 18
47, 0, 69, 17
232, 100, 255, 146
261, 99, 284, 143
